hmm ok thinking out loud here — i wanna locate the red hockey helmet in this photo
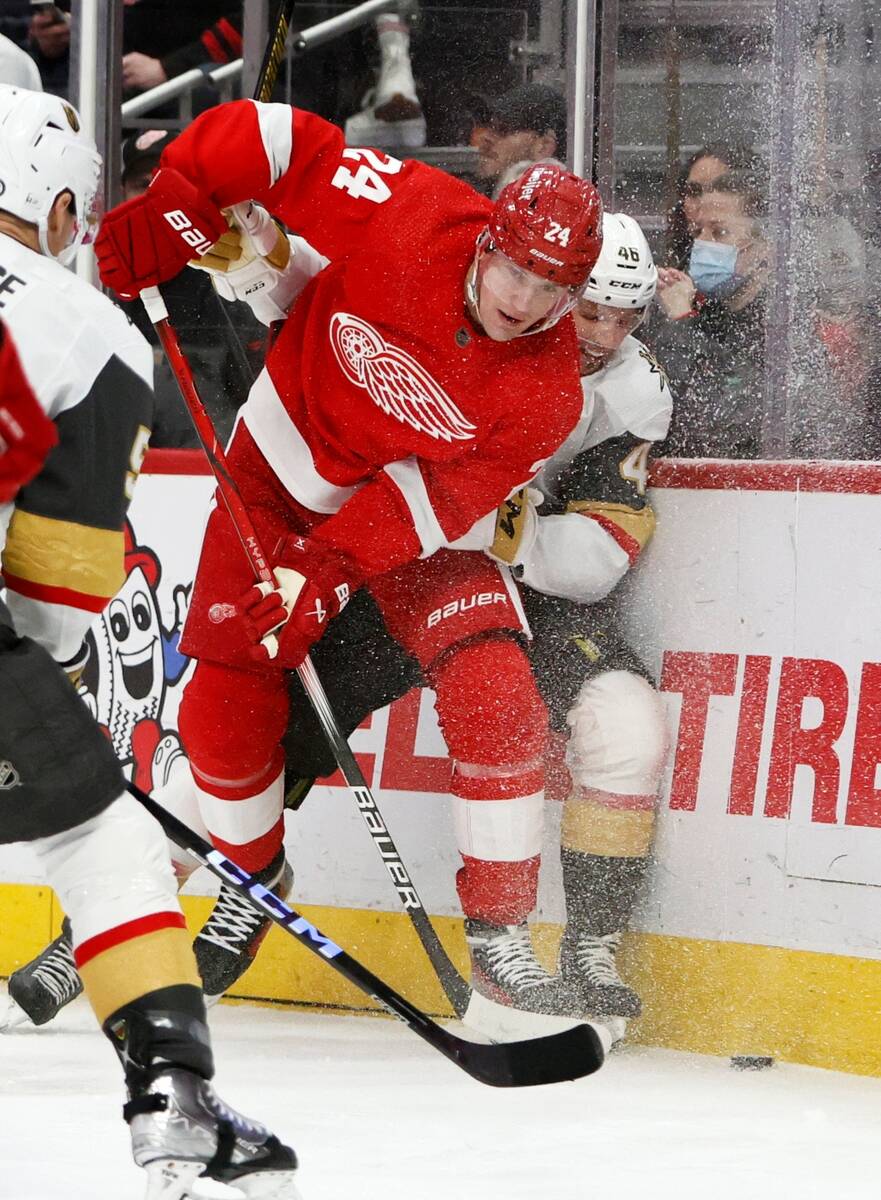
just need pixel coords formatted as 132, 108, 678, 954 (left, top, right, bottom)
487, 163, 604, 290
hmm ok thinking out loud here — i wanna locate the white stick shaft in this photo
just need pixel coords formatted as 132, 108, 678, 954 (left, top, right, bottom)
140, 285, 169, 324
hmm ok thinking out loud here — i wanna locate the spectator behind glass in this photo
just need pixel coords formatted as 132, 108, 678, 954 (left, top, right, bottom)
14, 1, 243, 100
120, 0, 242, 96
25, 1, 69, 97
650, 166, 771, 459
474, 83, 567, 199
665, 142, 758, 270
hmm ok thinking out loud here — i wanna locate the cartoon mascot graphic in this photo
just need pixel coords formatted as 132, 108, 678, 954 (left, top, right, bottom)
80, 520, 191, 792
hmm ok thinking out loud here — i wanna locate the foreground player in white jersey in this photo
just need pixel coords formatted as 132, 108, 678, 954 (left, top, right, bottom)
0, 85, 300, 1199
9, 212, 670, 1038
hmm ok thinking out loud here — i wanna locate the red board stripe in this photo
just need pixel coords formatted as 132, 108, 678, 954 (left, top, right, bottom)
649, 457, 881, 495
142, 448, 213, 475
141, 450, 881, 497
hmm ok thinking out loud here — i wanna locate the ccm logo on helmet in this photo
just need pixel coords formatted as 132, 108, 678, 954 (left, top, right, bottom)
162, 209, 214, 256
427, 591, 509, 628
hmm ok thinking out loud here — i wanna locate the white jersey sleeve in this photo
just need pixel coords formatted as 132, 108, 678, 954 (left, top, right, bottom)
516, 335, 673, 602
0, 233, 153, 663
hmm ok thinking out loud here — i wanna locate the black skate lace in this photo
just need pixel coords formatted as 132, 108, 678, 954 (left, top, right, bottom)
575, 932, 624, 987
483, 928, 554, 990
198, 884, 267, 953
31, 939, 80, 1004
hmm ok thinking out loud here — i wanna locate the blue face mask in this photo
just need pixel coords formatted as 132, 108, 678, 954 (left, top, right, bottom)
688, 238, 739, 294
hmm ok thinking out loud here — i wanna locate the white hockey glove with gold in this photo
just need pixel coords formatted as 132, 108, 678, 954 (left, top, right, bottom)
190, 202, 327, 324
485, 486, 542, 568
448, 486, 542, 570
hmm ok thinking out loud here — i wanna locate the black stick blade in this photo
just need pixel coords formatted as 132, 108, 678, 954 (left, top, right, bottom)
448, 1023, 606, 1088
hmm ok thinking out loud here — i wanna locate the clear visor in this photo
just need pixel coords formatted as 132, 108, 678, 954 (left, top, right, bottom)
483, 248, 572, 306
480, 244, 580, 334
79, 183, 102, 247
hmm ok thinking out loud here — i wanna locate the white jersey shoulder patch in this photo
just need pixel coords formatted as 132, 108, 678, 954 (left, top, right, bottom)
585, 334, 673, 445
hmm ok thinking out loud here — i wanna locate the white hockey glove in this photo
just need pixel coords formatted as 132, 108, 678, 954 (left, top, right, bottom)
485, 486, 542, 568
448, 487, 542, 569
190, 202, 326, 325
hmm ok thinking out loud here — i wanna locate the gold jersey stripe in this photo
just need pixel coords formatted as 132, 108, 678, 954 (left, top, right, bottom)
561, 794, 656, 857
566, 499, 657, 553
2, 509, 124, 600
79, 926, 200, 1024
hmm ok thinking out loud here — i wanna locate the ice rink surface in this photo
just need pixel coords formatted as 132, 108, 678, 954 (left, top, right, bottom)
0, 992, 879, 1200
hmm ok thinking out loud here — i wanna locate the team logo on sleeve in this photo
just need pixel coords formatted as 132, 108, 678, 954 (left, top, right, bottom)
329, 312, 476, 443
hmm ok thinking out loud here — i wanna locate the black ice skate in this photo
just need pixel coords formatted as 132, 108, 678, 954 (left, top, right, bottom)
559, 928, 642, 1018
464, 918, 586, 1016
126, 1068, 302, 1200
0, 917, 82, 1030
194, 850, 293, 1003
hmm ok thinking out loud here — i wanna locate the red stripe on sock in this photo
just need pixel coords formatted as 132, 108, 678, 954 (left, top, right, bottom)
457, 855, 540, 925
211, 816, 285, 872
75, 911, 186, 968
192, 748, 284, 801
452, 768, 544, 801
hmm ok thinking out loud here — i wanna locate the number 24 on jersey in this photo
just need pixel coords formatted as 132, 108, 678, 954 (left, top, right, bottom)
331, 147, 403, 204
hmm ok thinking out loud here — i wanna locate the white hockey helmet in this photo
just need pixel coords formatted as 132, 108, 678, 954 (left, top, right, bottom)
581, 212, 657, 310
0, 85, 102, 266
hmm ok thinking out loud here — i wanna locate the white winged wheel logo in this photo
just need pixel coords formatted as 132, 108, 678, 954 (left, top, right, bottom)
329, 312, 476, 444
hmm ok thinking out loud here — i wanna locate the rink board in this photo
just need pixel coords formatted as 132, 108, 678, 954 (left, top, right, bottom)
3, 451, 881, 1074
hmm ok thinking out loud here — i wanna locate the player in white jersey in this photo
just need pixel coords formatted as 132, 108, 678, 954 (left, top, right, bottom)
0, 85, 300, 1199
11, 212, 671, 1039
490, 212, 672, 1027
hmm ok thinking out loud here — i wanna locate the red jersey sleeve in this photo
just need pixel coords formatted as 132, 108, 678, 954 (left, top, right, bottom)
161, 100, 426, 261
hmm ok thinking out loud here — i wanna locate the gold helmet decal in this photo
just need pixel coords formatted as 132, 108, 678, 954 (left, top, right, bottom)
62, 103, 80, 132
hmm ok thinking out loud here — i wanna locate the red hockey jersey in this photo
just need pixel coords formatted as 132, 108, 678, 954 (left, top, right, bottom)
163, 101, 583, 576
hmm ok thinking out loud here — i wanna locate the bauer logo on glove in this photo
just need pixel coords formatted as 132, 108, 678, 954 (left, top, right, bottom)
238, 536, 357, 668
162, 207, 216, 256
95, 167, 227, 299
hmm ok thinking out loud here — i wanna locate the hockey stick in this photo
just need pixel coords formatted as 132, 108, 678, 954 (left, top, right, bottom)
141, 287, 471, 1018
255, 0, 298, 103
127, 779, 607, 1087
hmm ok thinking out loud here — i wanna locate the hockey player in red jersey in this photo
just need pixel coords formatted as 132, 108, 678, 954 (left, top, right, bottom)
94, 98, 603, 1015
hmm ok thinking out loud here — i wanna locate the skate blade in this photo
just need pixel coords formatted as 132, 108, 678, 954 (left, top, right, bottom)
143, 1158, 203, 1200
233, 1170, 304, 1199
0, 994, 32, 1033
462, 988, 585, 1043
597, 1016, 628, 1047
